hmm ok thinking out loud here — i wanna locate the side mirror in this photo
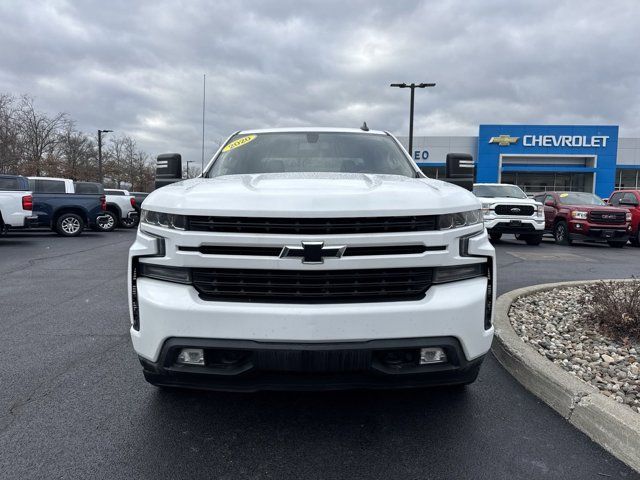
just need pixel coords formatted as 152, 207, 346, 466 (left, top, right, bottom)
444, 153, 475, 191
544, 199, 555, 207
619, 198, 639, 207
155, 153, 182, 190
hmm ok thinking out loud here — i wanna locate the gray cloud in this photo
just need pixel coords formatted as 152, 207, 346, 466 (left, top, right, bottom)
1, 0, 638, 164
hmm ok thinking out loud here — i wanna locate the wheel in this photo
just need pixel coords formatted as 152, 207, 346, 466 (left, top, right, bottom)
522, 234, 543, 246
553, 221, 571, 245
55, 213, 84, 237
120, 216, 138, 228
489, 232, 502, 242
94, 211, 117, 232
607, 240, 627, 248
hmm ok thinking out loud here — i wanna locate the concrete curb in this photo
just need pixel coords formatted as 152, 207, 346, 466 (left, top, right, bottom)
491, 280, 640, 473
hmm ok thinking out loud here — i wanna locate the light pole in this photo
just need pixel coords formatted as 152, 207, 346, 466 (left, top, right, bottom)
186, 160, 195, 178
97, 129, 113, 184
390, 83, 436, 160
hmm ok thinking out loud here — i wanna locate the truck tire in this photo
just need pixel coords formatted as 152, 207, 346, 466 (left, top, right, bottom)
120, 216, 138, 228
93, 211, 117, 232
631, 230, 640, 247
553, 221, 571, 245
607, 240, 627, 248
55, 213, 84, 237
489, 232, 502, 242
522, 234, 543, 246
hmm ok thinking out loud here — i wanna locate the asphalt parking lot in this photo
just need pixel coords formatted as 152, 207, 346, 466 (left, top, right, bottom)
1, 230, 640, 479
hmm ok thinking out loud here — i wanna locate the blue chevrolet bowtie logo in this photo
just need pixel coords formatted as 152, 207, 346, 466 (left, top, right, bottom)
280, 242, 346, 264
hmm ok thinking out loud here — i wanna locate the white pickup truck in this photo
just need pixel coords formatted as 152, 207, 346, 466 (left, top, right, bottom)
0, 174, 35, 235
473, 183, 545, 245
129, 127, 495, 391
104, 189, 138, 229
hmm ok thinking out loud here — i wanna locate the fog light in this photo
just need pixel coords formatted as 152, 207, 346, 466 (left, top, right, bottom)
419, 347, 447, 365
177, 348, 205, 366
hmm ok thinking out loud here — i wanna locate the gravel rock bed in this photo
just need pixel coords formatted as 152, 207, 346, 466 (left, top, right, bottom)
509, 285, 640, 414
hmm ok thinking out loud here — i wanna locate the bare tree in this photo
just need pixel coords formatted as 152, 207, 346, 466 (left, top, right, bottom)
0, 94, 21, 174
17, 96, 68, 176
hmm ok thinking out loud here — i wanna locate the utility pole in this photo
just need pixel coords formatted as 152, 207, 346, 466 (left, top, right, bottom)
97, 129, 113, 184
201, 74, 206, 172
390, 83, 436, 159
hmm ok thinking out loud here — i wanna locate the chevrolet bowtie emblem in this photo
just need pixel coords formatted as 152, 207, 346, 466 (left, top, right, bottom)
489, 135, 519, 146
280, 242, 346, 264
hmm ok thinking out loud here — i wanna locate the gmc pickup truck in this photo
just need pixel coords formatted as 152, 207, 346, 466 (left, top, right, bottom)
534, 191, 631, 247
608, 189, 640, 246
129, 127, 495, 391
0, 174, 35, 235
28, 177, 109, 236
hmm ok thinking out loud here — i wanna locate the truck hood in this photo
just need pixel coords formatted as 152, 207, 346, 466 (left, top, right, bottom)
476, 196, 540, 205
143, 173, 481, 217
561, 204, 627, 212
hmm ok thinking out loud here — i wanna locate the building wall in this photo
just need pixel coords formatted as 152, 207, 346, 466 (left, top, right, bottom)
397, 125, 640, 197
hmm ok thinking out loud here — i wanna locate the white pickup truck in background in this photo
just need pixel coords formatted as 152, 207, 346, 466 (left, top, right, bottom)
0, 174, 35, 235
104, 189, 139, 229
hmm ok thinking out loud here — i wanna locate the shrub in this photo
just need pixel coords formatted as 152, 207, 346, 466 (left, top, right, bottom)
579, 280, 640, 342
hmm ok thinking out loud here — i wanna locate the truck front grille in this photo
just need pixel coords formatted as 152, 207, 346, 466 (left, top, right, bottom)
192, 267, 434, 303
186, 215, 437, 234
589, 211, 626, 224
494, 205, 534, 216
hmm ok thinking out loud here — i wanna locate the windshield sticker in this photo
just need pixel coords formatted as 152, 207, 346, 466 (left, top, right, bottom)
560, 193, 569, 198
222, 135, 256, 152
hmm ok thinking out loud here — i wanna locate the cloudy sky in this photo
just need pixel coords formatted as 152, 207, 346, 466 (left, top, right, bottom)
1, 0, 639, 163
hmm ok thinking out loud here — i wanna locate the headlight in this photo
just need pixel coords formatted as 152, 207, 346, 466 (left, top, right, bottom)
481, 203, 493, 215
438, 209, 483, 230
141, 209, 187, 230
571, 210, 588, 220
626, 212, 632, 222
536, 204, 544, 216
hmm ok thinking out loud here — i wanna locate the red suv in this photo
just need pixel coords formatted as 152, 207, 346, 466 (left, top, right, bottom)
533, 192, 631, 247
608, 190, 640, 246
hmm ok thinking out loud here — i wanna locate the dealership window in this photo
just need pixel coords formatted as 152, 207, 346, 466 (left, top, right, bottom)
501, 172, 593, 194
615, 169, 639, 190
419, 166, 445, 179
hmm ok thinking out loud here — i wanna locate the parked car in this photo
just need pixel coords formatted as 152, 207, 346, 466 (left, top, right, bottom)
0, 174, 36, 235
130, 127, 495, 391
104, 188, 139, 228
533, 191, 631, 247
607, 190, 640, 246
27, 177, 109, 236
473, 183, 545, 245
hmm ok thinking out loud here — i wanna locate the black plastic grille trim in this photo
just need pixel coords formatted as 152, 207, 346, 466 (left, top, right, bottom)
179, 245, 444, 257
494, 205, 535, 216
589, 210, 626, 224
186, 215, 437, 234
191, 267, 434, 303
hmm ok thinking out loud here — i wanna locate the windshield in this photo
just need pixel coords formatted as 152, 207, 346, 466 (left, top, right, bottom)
473, 184, 527, 199
206, 132, 417, 178
557, 192, 605, 205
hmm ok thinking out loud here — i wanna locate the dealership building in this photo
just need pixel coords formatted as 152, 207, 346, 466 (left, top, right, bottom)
398, 125, 640, 198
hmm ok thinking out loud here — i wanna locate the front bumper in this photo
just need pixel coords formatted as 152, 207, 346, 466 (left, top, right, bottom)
569, 221, 629, 242
484, 216, 545, 234
140, 337, 485, 391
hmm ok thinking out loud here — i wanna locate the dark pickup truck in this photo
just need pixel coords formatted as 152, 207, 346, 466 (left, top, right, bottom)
28, 177, 109, 236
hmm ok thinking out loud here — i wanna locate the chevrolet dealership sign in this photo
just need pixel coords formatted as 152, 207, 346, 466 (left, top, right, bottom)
522, 134, 609, 148
489, 133, 609, 148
